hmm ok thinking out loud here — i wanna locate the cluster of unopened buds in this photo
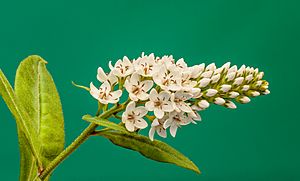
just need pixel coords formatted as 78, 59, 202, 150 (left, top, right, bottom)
89, 53, 270, 141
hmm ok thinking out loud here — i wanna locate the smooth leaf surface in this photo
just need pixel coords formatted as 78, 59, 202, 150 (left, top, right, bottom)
14, 55, 65, 180
84, 115, 200, 174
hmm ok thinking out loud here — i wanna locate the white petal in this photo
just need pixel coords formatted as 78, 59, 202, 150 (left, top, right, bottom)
97, 67, 108, 82
137, 91, 149, 100
154, 108, 165, 119
89, 82, 100, 100
100, 81, 111, 93
135, 118, 148, 129
149, 127, 155, 141
178, 103, 193, 112
141, 80, 153, 92
151, 119, 160, 127
149, 89, 158, 101
130, 73, 140, 85
126, 101, 136, 113
145, 101, 155, 111
125, 121, 135, 132
170, 124, 178, 137
109, 61, 114, 70
111, 90, 122, 98
162, 102, 174, 112
158, 91, 171, 100
157, 127, 167, 138
134, 106, 148, 117
163, 118, 172, 129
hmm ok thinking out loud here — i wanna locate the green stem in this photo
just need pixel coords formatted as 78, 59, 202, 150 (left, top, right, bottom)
39, 103, 126, 180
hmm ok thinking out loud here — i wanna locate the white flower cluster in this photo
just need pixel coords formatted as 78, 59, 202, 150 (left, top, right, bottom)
90, 53, 270, 141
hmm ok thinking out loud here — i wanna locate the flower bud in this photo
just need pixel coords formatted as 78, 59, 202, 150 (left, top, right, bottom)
241, 85, 250, 91
228, 65, 237, 74
220, 84, 231, 92
226, 72, 236, 81
199, 78, 211, 87
206, 63, 216, 71
206, 89, 218, 97
250, 91, 260, 97
225, 101, 237, 109
245, 74, 253, 83
198, 100, 210, 109
201, 71, 213, 78
262, 89, 270, 95
237, 96, 251, 104
214, 97, 225, 105
229, 91, 239, 98
233, 77, 244, 86
211, 74, 220, 83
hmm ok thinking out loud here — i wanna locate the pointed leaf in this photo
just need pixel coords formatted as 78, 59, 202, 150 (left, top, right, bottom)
0, 69, 42, 171
82, 114, 127, 132
14, 55, 65, 180
85, 115, 200, 174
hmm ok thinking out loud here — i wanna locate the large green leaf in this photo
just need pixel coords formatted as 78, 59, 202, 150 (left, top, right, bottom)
14, 55, 65, 180
83, 115, 201, 174
0, 69, 42, 172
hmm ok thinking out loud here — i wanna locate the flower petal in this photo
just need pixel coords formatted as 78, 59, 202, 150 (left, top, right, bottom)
134, 106, 148, 117
89, 82, 100, 100
149, 127, 155, 141
125, 121, 135, 132
170, 124, 178, 137
145, 101, 155, 111
135, 118, 148, 129
154, 108, 164, 119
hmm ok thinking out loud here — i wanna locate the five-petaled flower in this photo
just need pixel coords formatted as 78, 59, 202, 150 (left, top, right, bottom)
145, 89, 174, 119
124, 73, 153, 101
122, 101, 148, 132
90, 81, 122, 104
149, 117, 167, 141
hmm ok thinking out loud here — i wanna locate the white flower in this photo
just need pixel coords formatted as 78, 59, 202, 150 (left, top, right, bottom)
97, 67, 118, 85
145, 89, 174, 119
163, 111, 190, 137
153, 68, 181, 91
181, 72, 198, 91
124, 73, 153, 101
171, 91, 193, 113
122, 101, 148, 132
90, 81, 122, 104
134, 53, 156, 77
109, 56, 134, 77
226, 72, 236, 81
148, 117, 167, 141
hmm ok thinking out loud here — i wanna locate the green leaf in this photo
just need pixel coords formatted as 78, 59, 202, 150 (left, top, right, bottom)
82, 114, 127, 132
84, 115, 200, 174
0, 69, 43, 171
14, 55, 65, 180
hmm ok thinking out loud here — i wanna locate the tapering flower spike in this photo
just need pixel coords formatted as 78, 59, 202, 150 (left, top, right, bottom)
90, 53, 270, 140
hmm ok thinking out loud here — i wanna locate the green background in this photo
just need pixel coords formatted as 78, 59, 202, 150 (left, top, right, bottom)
0, 0, 299, 180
